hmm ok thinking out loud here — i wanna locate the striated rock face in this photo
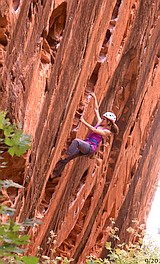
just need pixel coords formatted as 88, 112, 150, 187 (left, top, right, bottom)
0, 0, 160, 262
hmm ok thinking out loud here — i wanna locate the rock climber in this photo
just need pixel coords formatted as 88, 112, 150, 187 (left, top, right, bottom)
51, 93, 119, 178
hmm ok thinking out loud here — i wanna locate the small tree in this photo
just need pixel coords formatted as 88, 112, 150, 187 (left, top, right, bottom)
87, 220, 160, 264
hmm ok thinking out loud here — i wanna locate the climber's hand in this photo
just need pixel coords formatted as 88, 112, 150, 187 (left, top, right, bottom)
80, 116, 85, 123
90, 92, 96, 99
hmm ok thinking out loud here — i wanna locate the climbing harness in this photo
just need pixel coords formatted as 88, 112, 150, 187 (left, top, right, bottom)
87, 138, 99, 146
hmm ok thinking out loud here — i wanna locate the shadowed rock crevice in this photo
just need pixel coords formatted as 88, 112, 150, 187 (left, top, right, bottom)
98, 0, 122, 63
13, 0, 21, 11
0, 14, 8, 46
99, 48, 139, 183
54, 187, 95, 261
41, 2, 67, 64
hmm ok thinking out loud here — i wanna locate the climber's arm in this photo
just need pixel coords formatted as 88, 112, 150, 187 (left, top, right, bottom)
80, 117, 111, 137
91, 93, 102, 124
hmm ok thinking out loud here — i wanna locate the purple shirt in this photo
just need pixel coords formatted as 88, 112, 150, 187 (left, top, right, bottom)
85, 125, 104, 152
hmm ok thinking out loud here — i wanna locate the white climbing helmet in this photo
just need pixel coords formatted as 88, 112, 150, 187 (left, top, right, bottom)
103, 111, 116, 123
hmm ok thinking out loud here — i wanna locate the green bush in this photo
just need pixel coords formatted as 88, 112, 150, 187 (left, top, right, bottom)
0, 111, 31, 157
0, 112, 37, 263
87, 219, 160, 264
0, 183, 39, 264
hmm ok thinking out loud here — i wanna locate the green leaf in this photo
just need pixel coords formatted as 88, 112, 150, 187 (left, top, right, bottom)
2, 118, 11, 130
115, 248, 122, 255
18, 234, 30, 242
0, 205, 15, 216
0, 111, 31, 158
8, 147, 15, 156
12, 224, 21, 232
0, 111, 7, 129
0, 245, 25, 255
8, 143, 31, 157
16, 256, 25, 264
21, 256, 39, 264
139, 238, 143, 245
3, 126, 14, 137
4, 137, 14, 147
12, 130, 23, 144
18, 135, 31, 151
23, 218, 42, 227
106, 241, 112, 250
10, 146, 25, 157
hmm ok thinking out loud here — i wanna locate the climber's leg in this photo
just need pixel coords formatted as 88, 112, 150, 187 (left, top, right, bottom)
78, 139, 93, 155
51, 139, 91, 179
66, 139, 81, 156
67, 139, 91, 156
51, 159, 68, 178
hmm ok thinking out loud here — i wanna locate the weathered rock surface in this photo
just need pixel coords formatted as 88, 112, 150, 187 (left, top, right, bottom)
0, 0, 160, 262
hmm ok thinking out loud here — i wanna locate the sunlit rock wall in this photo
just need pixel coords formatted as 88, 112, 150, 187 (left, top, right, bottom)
0, 0, 160, 263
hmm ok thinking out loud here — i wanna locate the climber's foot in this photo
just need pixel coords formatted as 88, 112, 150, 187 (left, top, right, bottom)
50, 159, 67, 180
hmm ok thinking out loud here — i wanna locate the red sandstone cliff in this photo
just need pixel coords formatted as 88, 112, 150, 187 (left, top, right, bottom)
0, 0, 160, 263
